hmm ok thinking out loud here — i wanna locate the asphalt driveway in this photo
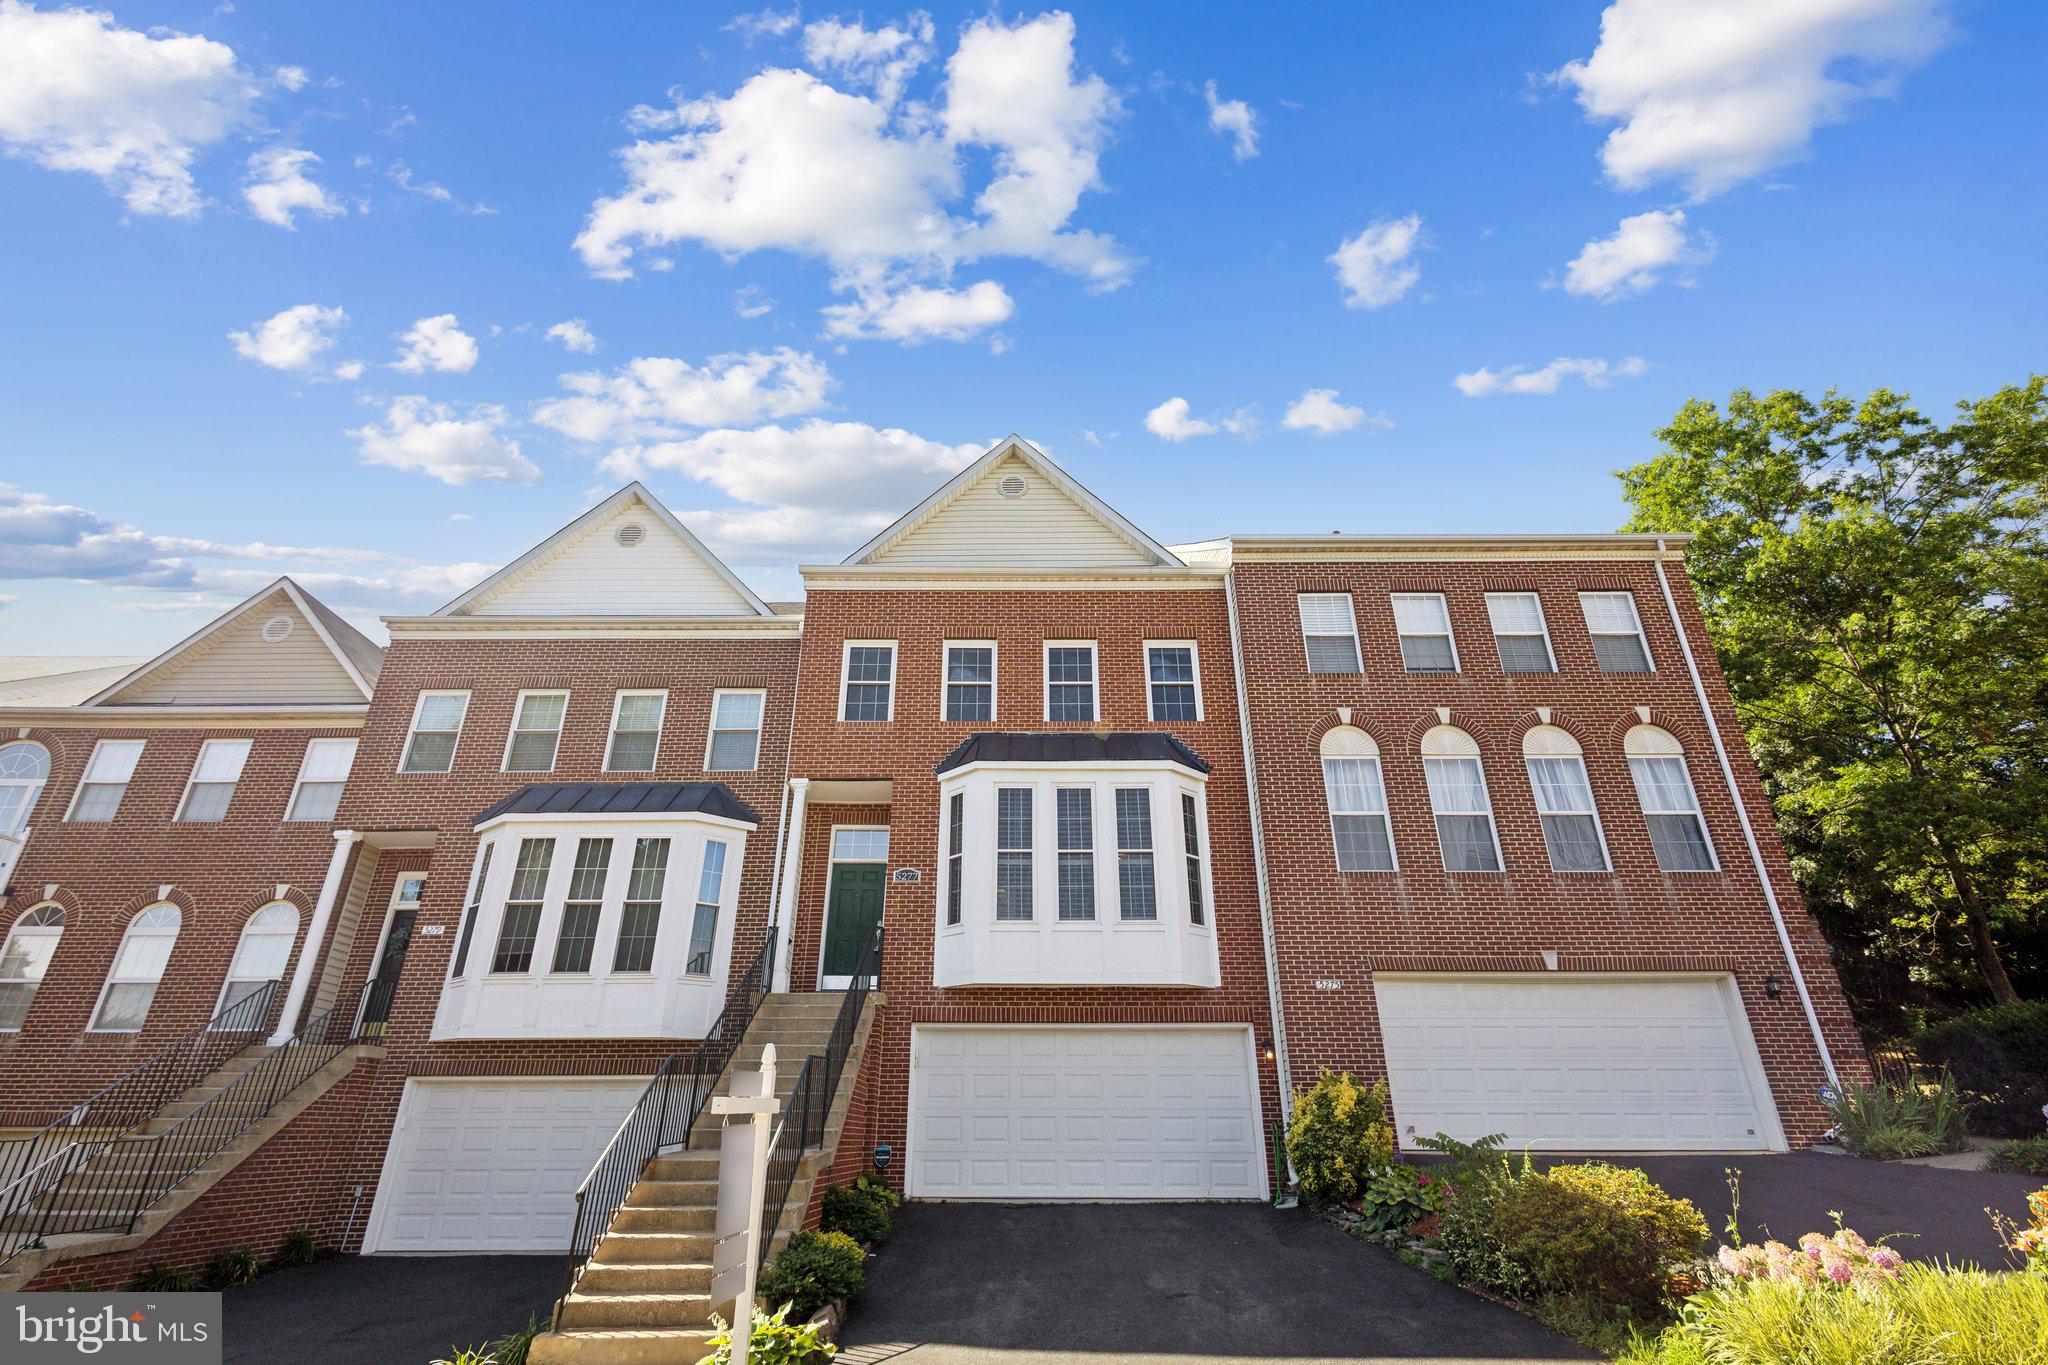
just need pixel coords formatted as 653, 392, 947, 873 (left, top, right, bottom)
221, 1253, 561, 1364
837, 1202, 1594, 1365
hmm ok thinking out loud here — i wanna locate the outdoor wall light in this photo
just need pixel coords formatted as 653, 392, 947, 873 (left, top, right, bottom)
1762, 973, 1783, 1001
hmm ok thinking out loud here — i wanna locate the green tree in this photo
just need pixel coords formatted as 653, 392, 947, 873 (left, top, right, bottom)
1617, 380, 2048, 1006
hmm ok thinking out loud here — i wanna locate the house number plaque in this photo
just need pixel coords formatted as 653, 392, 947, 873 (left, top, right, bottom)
892, 867, 922, 883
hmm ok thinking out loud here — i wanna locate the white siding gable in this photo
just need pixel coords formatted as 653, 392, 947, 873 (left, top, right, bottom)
460, 495, 760, 617
105, 591, 368, 706
872, 451, 1164, 568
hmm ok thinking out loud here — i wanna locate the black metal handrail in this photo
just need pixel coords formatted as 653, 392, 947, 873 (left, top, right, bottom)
0, 979, 281, 1266
561, 933, 778, 1299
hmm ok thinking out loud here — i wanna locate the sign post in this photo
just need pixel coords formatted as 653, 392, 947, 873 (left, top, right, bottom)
710, 1044, 781, 1365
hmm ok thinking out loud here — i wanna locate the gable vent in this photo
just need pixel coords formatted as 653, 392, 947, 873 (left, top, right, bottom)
997, 474, 1029, 499
260, 615, 294, 644
614, 522, 647, 548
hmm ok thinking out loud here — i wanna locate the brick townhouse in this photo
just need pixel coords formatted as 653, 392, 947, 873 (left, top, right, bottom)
0, 437, 1864, 1299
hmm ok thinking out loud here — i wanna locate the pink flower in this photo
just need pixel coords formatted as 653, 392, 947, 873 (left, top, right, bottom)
1828, 1261, 1853, 1284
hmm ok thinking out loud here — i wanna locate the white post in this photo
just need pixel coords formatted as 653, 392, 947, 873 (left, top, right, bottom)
270, 830, 359, 1045
770, 780, 810, 992
711, 1043, 781, 1365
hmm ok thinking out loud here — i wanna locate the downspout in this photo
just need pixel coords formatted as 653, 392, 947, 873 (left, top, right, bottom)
1651, 540, 1839, 1087
1224, 567, 1298, 1154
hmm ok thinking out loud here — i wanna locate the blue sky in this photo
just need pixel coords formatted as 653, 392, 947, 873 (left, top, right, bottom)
1, 1, 2041, 651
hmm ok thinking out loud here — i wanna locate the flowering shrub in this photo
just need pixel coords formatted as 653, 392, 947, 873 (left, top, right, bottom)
1716, 1227, 1903, 1286
2004, 1189, 2048, 1270
1286, 1072, 1394, 1202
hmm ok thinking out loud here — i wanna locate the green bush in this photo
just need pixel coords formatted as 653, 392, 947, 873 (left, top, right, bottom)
1914, 1001, 2048, 1137
1989, 1136, 2048, 1175
851, 1171, 900, 1210
205, 1247, 261, 1287
430, 1316, 538, 1365
1354, 1163, 1430, 1234
129, 1261, 197, 1292
758, 1230, 866, 1322
820, 1181, 892, 1245
1285, 1071, 1394, 1202
1822, 1069, 1968, 1158
1619, 1262, 2048, 1364
1490, 1163, 1707, 1311
274, 1227, 320, 1267
705, 1302, 837, 1364
1427, 1150, 1538, 1300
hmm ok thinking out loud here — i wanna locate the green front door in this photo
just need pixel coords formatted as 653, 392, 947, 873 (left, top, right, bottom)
820, 861, 885, 983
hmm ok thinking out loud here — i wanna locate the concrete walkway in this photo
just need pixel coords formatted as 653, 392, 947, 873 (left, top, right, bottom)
838, 1202, 1594, 1365
221, 1253, 562, 1364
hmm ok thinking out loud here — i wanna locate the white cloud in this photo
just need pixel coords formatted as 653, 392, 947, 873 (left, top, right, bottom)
1561, 208, 1712, 300
802, 12, 933, 106
334, 359, 365, 381
1203, 80, 1259, 160
1144, 397, 1215, 443
0, 593, 16, 608
535, 347, 833, 446
1330, 214, 1425, 309
393, 313, 479, 373
0, 0, 262, 216
577, 12, 1131, 338
734, 284, 776, 318
1553, 0, 1952, 200
348, 397, 536, 485
241, 146, 343, 228
820, 279, 1013, 343
546, 318, 598, 354
229, 303, 348, 373
725, 7, 800, 43
1453, 356, 1649, 397
274, 64, 308, 92
1281, 388, 1390, 436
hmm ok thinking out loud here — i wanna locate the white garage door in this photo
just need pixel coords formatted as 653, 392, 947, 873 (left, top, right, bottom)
1374, 975, 1784, 1153
910, 1026, 1266, 1200
368, 1078, 645, 1252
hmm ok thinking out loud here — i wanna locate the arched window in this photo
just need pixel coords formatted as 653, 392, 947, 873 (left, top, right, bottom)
91, 904, 181, 1032
1624, 725, 1717, 872
216, 903, 299, 1021
1522, 726, 1609, 873
1420, 726, 1501, 873
0, 741, 51, 838
1320, 728, 1395, 872
0, 904, 64, 1031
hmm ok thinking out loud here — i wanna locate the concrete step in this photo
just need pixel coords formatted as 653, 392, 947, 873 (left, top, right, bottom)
622, 1179, 714, 1209
557, 1290, 713, 1332
573, 1260, 712, 1295
644, 1154, 717, 1181
589, 1230, 713, 1263
608, 1203, 714, 1234
528, 1326, 719, 1364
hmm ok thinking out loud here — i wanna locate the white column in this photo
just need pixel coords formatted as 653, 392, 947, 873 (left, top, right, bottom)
769, 779, 809, 992
271, 829, 360, 1045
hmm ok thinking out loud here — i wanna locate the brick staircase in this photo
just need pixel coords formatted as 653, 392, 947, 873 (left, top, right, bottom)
531, 991, 881, 1364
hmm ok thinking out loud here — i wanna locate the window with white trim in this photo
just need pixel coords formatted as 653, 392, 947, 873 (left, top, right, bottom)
489, 837, 554, 973
1298, 593, 1362, 673
1391, 593, 1459, 674
0, 742, 51, 839
1055, 787, 1095, 921
1045, 642, 1098, 722
685, 840, 727, 975
1523, 726, 1608, 873
995, 788, 1034, 921
1486, 592, 1556, 673
68, 739, 143, 823
1114, 787, 1157, 921
1581, 591, 1653, 672
504, 691, 568, 773
549, 838, 613, 973
1145, 643, 1200, 722
613, 837, 670, 972
944, 643, 995, 722
401, 691, 469, 773
1421, 726, 1502, 873
91, 904, 180, 1031
1320, 727, 1396, 872
706, 690, 764, 772
286, 738, 356, 822
840, 643, 896, 722
176, 739, 251, 823
449, 842, 494, 979
1181, 793, 1207, 927
217, 902, 298, 1016
0, 904, 64, 1031
944, 792, 964, 927
1625, 725, 1717, 871
605, 691, 666, 772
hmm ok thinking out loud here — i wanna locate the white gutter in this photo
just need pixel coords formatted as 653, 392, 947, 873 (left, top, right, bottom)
1651, 540, 1839, 1086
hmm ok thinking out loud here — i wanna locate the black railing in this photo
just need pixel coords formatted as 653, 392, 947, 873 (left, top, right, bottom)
0, 980, 280, 1267
561, 934, 778, 1299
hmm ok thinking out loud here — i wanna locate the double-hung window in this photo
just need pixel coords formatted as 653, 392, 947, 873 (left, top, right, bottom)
1524, 728, 1608, 872
995, 789, 1034, 921
1581, 592, 1653, 672
449, 842, 494, 979
840, 643, 896, 722
287, 738, 357, 822
176, 739, 251, 823
68, 739, 143, 823
605, 691, 665, 772
504, 691, 568, 772
944, 793, 965, 927
613, 837, 670, 971
489, 838, 554, 973
1392, 593, 1459, 673
549, 838, 612, 973
1486, 592, 1556, 673
1298, 593, 1362, 673
1044, 642, 1098, 722
1626, 726, 1716, 871
1114, 788, 1157, 920
401, 691, 468, 773
0, 905, 65, 1031
686, 841, 727, 975
1181, 794, 1207, 926
705, 690, 764, 771
1055, 788, 1095, 921
217, 903, 298, 1015
91, 905, 180, 1031
1320, 728, 1396, 872
1421, 727, 1502, 872
943, 643, 995, 722
1145, 643, 1200, 722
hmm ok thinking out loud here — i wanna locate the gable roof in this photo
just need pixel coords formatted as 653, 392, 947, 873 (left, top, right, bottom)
87, 578, 380, 707
843, 436, 1182, 568
0, 658, 148, 707
434, 483, 773, 618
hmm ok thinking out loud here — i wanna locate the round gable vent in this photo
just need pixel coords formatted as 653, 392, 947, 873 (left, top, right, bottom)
614, 522, 647, 548
260, 615, 294, 643
997, 474, 1029, 499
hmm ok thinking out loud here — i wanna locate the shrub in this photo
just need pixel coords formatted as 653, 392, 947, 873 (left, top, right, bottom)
430, 1317, 538, 1365
274, 1227, 321, 1267
205, 1247, 261, 1287
705, 1302, 838, 1364
1426, 1151, 1538, 1300
1822, 1069, 1968, 1158
758, 1230, 865, 1322
851, 1171, 900, 1211
1490, 1163, 1707, 1311
1913, 1000, 2048, 1137
1998, 1188, 2048, 1270
1354, 1163, 1430, 1234
1717, 1226, 1902, 1285
1990, 1138, 2048, 1176
1414, 1129, 1509, 1187
129, 1261, 196, 1292
820, 1181, 892, 1245
1286, 1072, 1393, 1202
